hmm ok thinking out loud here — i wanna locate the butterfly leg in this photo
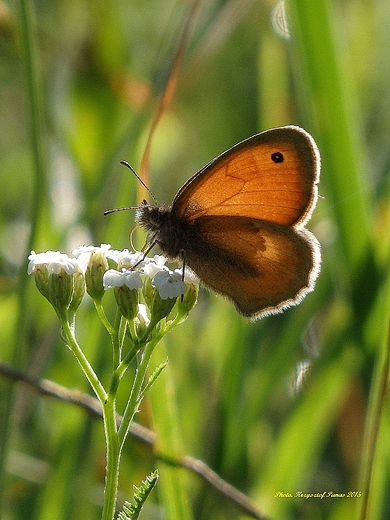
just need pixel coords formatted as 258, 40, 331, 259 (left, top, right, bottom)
130, 240, 157, 270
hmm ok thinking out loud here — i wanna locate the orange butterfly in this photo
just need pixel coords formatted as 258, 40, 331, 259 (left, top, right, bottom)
135, 125, 320, 319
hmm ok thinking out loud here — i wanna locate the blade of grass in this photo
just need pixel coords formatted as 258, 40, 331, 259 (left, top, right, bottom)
287, 4, 390, 520
0, 0, 47, 511
288, 0, 371, 271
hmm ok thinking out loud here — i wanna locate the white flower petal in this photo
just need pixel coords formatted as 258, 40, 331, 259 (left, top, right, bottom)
123, 271, 143, 289
75, 253, 90, 273
105, 248, 122, 264
103, 269, 124, 288
142, 255, 168, 278
158, 279, 187, 300
72, 244, 111, 256
152, 269, 171, 286
107, 249, 145, 269
152, 269, 186, 299
103, 269, 142, 290
27, 251, 78, 275
151, 255, 167, 268
72, 244, 112, 272
137, 304, 150, 324
71, 245, 94, 256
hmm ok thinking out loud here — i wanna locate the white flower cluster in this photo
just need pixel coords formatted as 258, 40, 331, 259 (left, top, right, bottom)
27, 250, 81, 275
28, 244, 198, 301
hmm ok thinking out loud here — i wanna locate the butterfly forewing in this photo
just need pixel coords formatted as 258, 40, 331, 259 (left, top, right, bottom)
172, 126, 320, 227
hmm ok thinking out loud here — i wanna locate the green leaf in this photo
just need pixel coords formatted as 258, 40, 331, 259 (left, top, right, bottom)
117, 471, 159, 520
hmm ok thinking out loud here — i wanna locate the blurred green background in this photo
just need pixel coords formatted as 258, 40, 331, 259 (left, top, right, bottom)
1, 0, 390, 519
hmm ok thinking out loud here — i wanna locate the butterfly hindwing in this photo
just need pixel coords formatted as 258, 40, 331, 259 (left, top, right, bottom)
181, 214, 320, 318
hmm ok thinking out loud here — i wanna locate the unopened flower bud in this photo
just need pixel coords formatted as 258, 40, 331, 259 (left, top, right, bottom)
85, 251, 109, 302
28, 251, 80, 314
148, 289, 177, 324
69, 268, 86, 313
176, 282, 198, 319
49, 269, 74, 313
114, 284, 139, 321
142, 277, 155, 310
103, 269, 143, 322
33, 264, 51, 302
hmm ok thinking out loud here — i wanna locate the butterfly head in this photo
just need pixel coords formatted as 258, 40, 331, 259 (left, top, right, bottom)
135, 200, 163, 230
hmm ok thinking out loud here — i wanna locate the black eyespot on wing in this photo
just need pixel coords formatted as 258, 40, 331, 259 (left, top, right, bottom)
271, 152, 284, 163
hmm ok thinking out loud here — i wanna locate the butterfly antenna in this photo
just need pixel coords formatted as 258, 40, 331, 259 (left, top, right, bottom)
120, 160, 158, 204
103, 205, 138, 216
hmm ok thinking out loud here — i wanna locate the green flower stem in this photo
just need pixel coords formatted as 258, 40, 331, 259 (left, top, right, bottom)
103, 332, 162, 517
115, 345, 139, 380
95, 300, 116, 336
60, 317, 107, 404
95, 303, 126, 370
160, 316, 182, 336
61, 313, 121, 520
101, 391, 120, 520
118, 337, 159, 449
127, 318, 138, 341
